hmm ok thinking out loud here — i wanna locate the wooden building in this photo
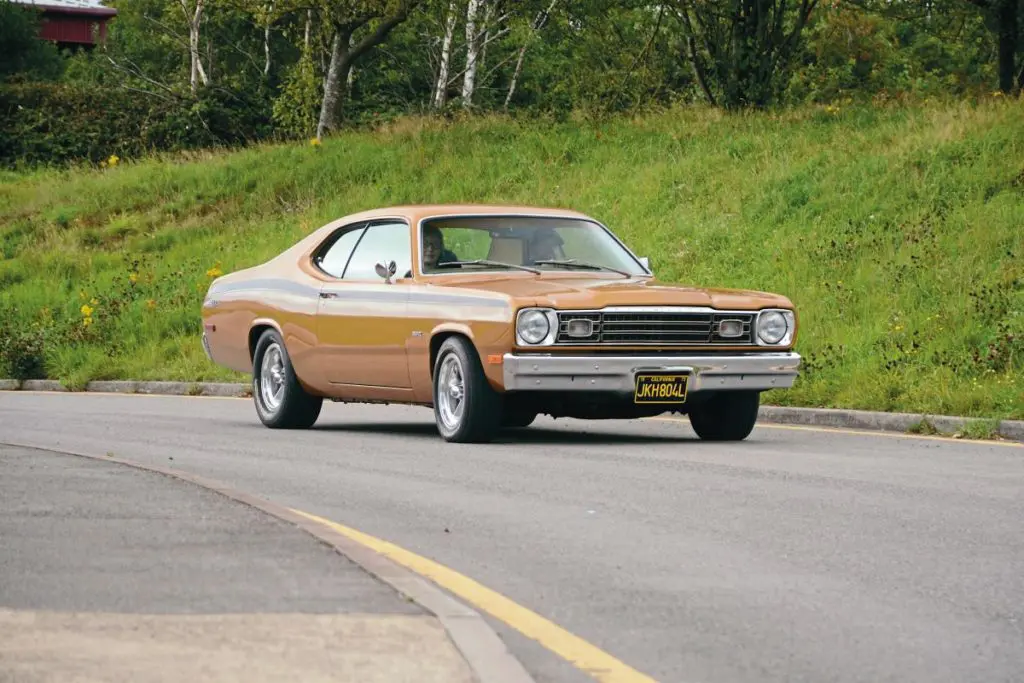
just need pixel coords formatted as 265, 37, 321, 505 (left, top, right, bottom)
10, 0, 117, 49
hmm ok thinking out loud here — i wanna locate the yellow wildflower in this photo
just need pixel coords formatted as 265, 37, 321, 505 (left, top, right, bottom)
206, 262, 223, 278
108, 154, 119, 166
80, 304, 94, 317
90, 298, 98, 306
146, 299, 157, 311
82, 316, 93, 327
129, 272, 138, 284
310, 137, 321, 147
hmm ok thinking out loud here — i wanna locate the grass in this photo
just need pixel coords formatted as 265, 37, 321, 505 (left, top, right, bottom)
0, 98, 1021, 419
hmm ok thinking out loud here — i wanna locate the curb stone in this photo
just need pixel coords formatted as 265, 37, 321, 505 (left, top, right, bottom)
1, 379, 1020, 443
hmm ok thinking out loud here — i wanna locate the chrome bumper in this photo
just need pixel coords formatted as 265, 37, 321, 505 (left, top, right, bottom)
501, 352, 801, 393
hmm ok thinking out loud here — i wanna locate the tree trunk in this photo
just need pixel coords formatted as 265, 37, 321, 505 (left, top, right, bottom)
315, 4, 418, 137
263, 0, 274, 77
183, 0, 208, 96
504, 0, 558, 111
433, 0, 458, 110
304, 9, 311, 51
316, 29, 353, 139
462, 0, 481, 108
996, 0, 1018, 93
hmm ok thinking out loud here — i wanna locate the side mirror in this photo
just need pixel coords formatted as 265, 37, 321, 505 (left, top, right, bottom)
375, 260, 398, 283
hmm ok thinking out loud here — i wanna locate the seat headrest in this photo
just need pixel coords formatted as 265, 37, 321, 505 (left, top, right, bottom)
486, 237, 525, 264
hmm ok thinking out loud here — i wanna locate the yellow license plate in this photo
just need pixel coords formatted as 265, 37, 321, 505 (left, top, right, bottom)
633, 373, 688, 404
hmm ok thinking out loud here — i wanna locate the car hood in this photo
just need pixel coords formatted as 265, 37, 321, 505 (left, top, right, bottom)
434, 275, 793, 310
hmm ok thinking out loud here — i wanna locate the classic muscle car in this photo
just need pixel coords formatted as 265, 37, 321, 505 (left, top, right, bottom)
200, 204, 801, 442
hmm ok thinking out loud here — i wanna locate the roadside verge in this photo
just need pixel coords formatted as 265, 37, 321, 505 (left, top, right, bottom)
2, 379, 1021, 442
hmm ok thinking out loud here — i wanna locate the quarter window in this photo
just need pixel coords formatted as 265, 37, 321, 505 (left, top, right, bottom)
343, 221, 412, 280
317, 225, 365, 278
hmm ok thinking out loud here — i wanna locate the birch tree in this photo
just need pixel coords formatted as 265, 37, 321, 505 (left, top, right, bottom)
504, 0, 557, 111
461, 0, 482, 107
179, 0, 209, 94
431, 0, 459, 110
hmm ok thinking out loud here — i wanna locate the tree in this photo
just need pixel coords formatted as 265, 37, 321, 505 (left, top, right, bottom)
0, 0, 63, 82
313, 0, 422, 138
671, 0, 819, 108
965, 0, 1021, 93
848, 0, 1021, 95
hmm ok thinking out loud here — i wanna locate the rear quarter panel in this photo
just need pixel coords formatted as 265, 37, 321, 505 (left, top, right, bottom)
201, 265, 324, 393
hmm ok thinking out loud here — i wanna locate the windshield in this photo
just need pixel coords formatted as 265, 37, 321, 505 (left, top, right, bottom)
418, 216, 649, 276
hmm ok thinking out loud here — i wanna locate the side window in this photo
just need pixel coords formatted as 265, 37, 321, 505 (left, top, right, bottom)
317, 225, 365, 278
343, 221, 412, 280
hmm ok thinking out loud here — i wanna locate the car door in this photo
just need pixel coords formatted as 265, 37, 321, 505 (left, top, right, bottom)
314, 220, 414, 388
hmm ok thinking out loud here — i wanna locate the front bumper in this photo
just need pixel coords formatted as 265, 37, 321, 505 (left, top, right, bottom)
501, 352, 801, 393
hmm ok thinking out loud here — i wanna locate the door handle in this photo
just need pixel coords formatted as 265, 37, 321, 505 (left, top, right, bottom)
319, 292, 339, 299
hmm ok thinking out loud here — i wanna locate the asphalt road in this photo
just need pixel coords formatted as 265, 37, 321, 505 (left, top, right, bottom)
2, 391, 1022, 683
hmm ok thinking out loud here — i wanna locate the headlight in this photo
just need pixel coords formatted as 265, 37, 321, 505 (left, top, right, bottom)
756, 309, 795, 345
516, 308, 554, 345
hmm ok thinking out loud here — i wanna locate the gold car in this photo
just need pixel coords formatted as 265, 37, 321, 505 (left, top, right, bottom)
201, 204, 801, 442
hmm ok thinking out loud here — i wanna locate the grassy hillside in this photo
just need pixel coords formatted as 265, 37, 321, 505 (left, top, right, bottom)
1, 99, 1021, 420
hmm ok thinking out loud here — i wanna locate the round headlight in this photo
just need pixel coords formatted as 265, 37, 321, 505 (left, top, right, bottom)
517, 309, 550, 344
757, 311, 789, 344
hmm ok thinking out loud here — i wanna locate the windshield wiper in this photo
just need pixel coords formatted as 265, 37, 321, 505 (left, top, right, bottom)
435, 259, 541, 274
533, 259, 631, 277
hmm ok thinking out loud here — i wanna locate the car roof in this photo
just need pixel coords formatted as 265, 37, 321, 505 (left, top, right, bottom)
329, 203, 595, 226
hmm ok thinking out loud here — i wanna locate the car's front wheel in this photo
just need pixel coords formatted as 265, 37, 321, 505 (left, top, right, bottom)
687, 391, 760, 441
433, 336, 502, 443
252, 328, 323, 429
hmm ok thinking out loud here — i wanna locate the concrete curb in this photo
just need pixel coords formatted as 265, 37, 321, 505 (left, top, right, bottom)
1, 379, 1021, 443
2, 441, 537, 683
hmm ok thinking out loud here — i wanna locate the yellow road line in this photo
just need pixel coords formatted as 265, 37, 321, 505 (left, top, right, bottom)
648, 416, 1023, 449
290, 508, 658, 683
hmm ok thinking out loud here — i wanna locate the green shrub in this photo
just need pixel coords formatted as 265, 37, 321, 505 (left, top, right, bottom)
0, 83, 275, 167
0, 314, 47, 380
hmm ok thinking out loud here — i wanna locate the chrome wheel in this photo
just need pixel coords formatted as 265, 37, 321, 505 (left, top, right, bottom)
436, 354, 465, 430
259, 341, 286, 412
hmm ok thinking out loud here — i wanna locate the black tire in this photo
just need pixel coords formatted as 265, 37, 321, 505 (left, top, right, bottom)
687, 391, 760, 441
501, 409, 537, 429
252, 328, 323, 429
432, 336, 502, 443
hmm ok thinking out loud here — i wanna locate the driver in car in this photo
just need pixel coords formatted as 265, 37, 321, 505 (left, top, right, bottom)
422, 224, 459, 271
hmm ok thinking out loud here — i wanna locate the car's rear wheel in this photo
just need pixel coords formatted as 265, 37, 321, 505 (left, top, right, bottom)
687, 391, 760, 441
252, 328, 322, 429
433, 336, 502, 443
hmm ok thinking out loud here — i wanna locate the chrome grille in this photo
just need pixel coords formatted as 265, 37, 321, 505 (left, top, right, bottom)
555, 310, 755, 345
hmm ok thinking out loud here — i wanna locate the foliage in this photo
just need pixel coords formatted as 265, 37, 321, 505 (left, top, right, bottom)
0, 0, 64, 83
0, 312, 47, 380
671, 0, 819, 108
0, 98, 1021, 419
787, 2, 1000, 103
272, 51, 322, 137
0, 82, 274, 167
